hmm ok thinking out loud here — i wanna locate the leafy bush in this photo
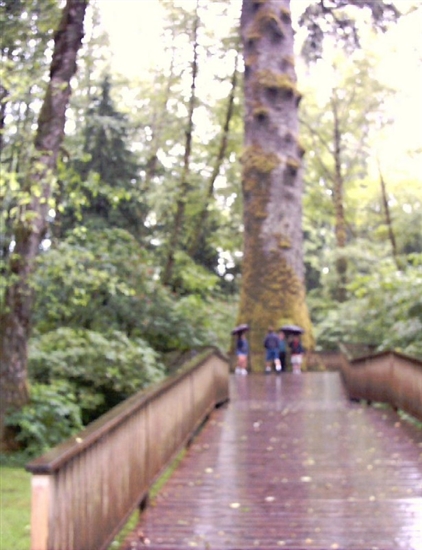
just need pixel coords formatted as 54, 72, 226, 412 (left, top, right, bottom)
29, 328, 165, 423
313, 256, 422, 359
5, 382, 83, 455
31, 228, 227, 353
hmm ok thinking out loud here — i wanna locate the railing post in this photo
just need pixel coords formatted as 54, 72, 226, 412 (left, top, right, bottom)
30, 474, 52, 550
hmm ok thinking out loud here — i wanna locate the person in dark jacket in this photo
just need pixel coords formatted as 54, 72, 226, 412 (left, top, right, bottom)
278, 330, 287, 372
289, 334, 305, 374
263, 327, 281, 374
235, 331, 249, 375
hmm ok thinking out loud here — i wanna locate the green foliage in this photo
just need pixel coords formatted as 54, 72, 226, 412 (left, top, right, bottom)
312, 256, 422, 359
171, 251, 219, 296
31, 227, 227, 353
32, 227, 141, 333
28, 328, 165, 424
60, 75, 148, 241
5, 382, 83, 455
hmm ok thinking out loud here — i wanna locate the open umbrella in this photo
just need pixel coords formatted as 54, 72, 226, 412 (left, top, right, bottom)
231, 323, 249, 335
280, 324, 304, 334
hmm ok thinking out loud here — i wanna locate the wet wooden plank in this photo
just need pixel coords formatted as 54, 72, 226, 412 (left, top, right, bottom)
120, 372, 422, 550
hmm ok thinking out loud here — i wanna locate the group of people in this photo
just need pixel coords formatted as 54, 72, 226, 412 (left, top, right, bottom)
264, 326, 304, 374
234, 326, 305, 375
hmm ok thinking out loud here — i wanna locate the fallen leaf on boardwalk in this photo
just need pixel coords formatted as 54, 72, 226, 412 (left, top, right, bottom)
277, 541, 286, 546
300, 476, 312, 482
331, 544, 339, 549
230, 502, 241, 508
369, 495, 376, 501
205, 467, 213, 473
265, 496, 275, 502
305, 538, 313, 544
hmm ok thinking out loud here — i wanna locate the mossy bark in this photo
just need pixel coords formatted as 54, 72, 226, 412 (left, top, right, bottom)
239, 0, 314, 370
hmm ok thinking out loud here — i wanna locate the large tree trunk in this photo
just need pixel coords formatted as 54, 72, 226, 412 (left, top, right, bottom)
0, 0, 87, 451
239, 0, 314, 368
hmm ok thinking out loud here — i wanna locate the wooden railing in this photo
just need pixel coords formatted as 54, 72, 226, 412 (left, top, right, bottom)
339, 349, 422, 422
26, 347, 229, 550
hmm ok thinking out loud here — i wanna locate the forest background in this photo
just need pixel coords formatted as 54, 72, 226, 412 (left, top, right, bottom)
1, 0, 422, 456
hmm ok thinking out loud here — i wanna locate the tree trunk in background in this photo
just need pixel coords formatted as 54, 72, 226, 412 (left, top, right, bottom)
0, 0, 87, 451
162, 1, 199, 286
378, 160, 400, 269
188, 53, 239, 258
332, 99, 348, 303
239, 0, 314, 369
145, 48, 176, 191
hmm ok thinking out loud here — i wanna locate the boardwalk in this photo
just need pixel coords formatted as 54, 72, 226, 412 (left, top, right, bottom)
122, 372, 422, 550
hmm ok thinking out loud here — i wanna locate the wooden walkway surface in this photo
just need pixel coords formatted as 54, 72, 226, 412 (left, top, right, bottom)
121, 372, 422, 550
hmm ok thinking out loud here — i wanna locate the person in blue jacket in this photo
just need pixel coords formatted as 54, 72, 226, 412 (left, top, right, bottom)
264, 327, 281, 374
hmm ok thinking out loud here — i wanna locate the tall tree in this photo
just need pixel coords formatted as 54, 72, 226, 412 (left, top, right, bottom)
0, 0, 61, 262
301, 56, 389, 302
187, 52, 240, 259
162, 0, 200, 286
58, 75, 145, 240
0, 0, 88, 450
238, 0, 313, 365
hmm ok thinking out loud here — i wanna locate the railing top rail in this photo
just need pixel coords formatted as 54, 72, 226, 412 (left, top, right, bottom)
349, 349, 422, 368
26, 346, 228, 475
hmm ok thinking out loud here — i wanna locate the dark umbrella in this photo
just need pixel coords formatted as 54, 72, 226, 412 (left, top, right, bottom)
231, 323, 249, 335
280, 324, 304, 334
